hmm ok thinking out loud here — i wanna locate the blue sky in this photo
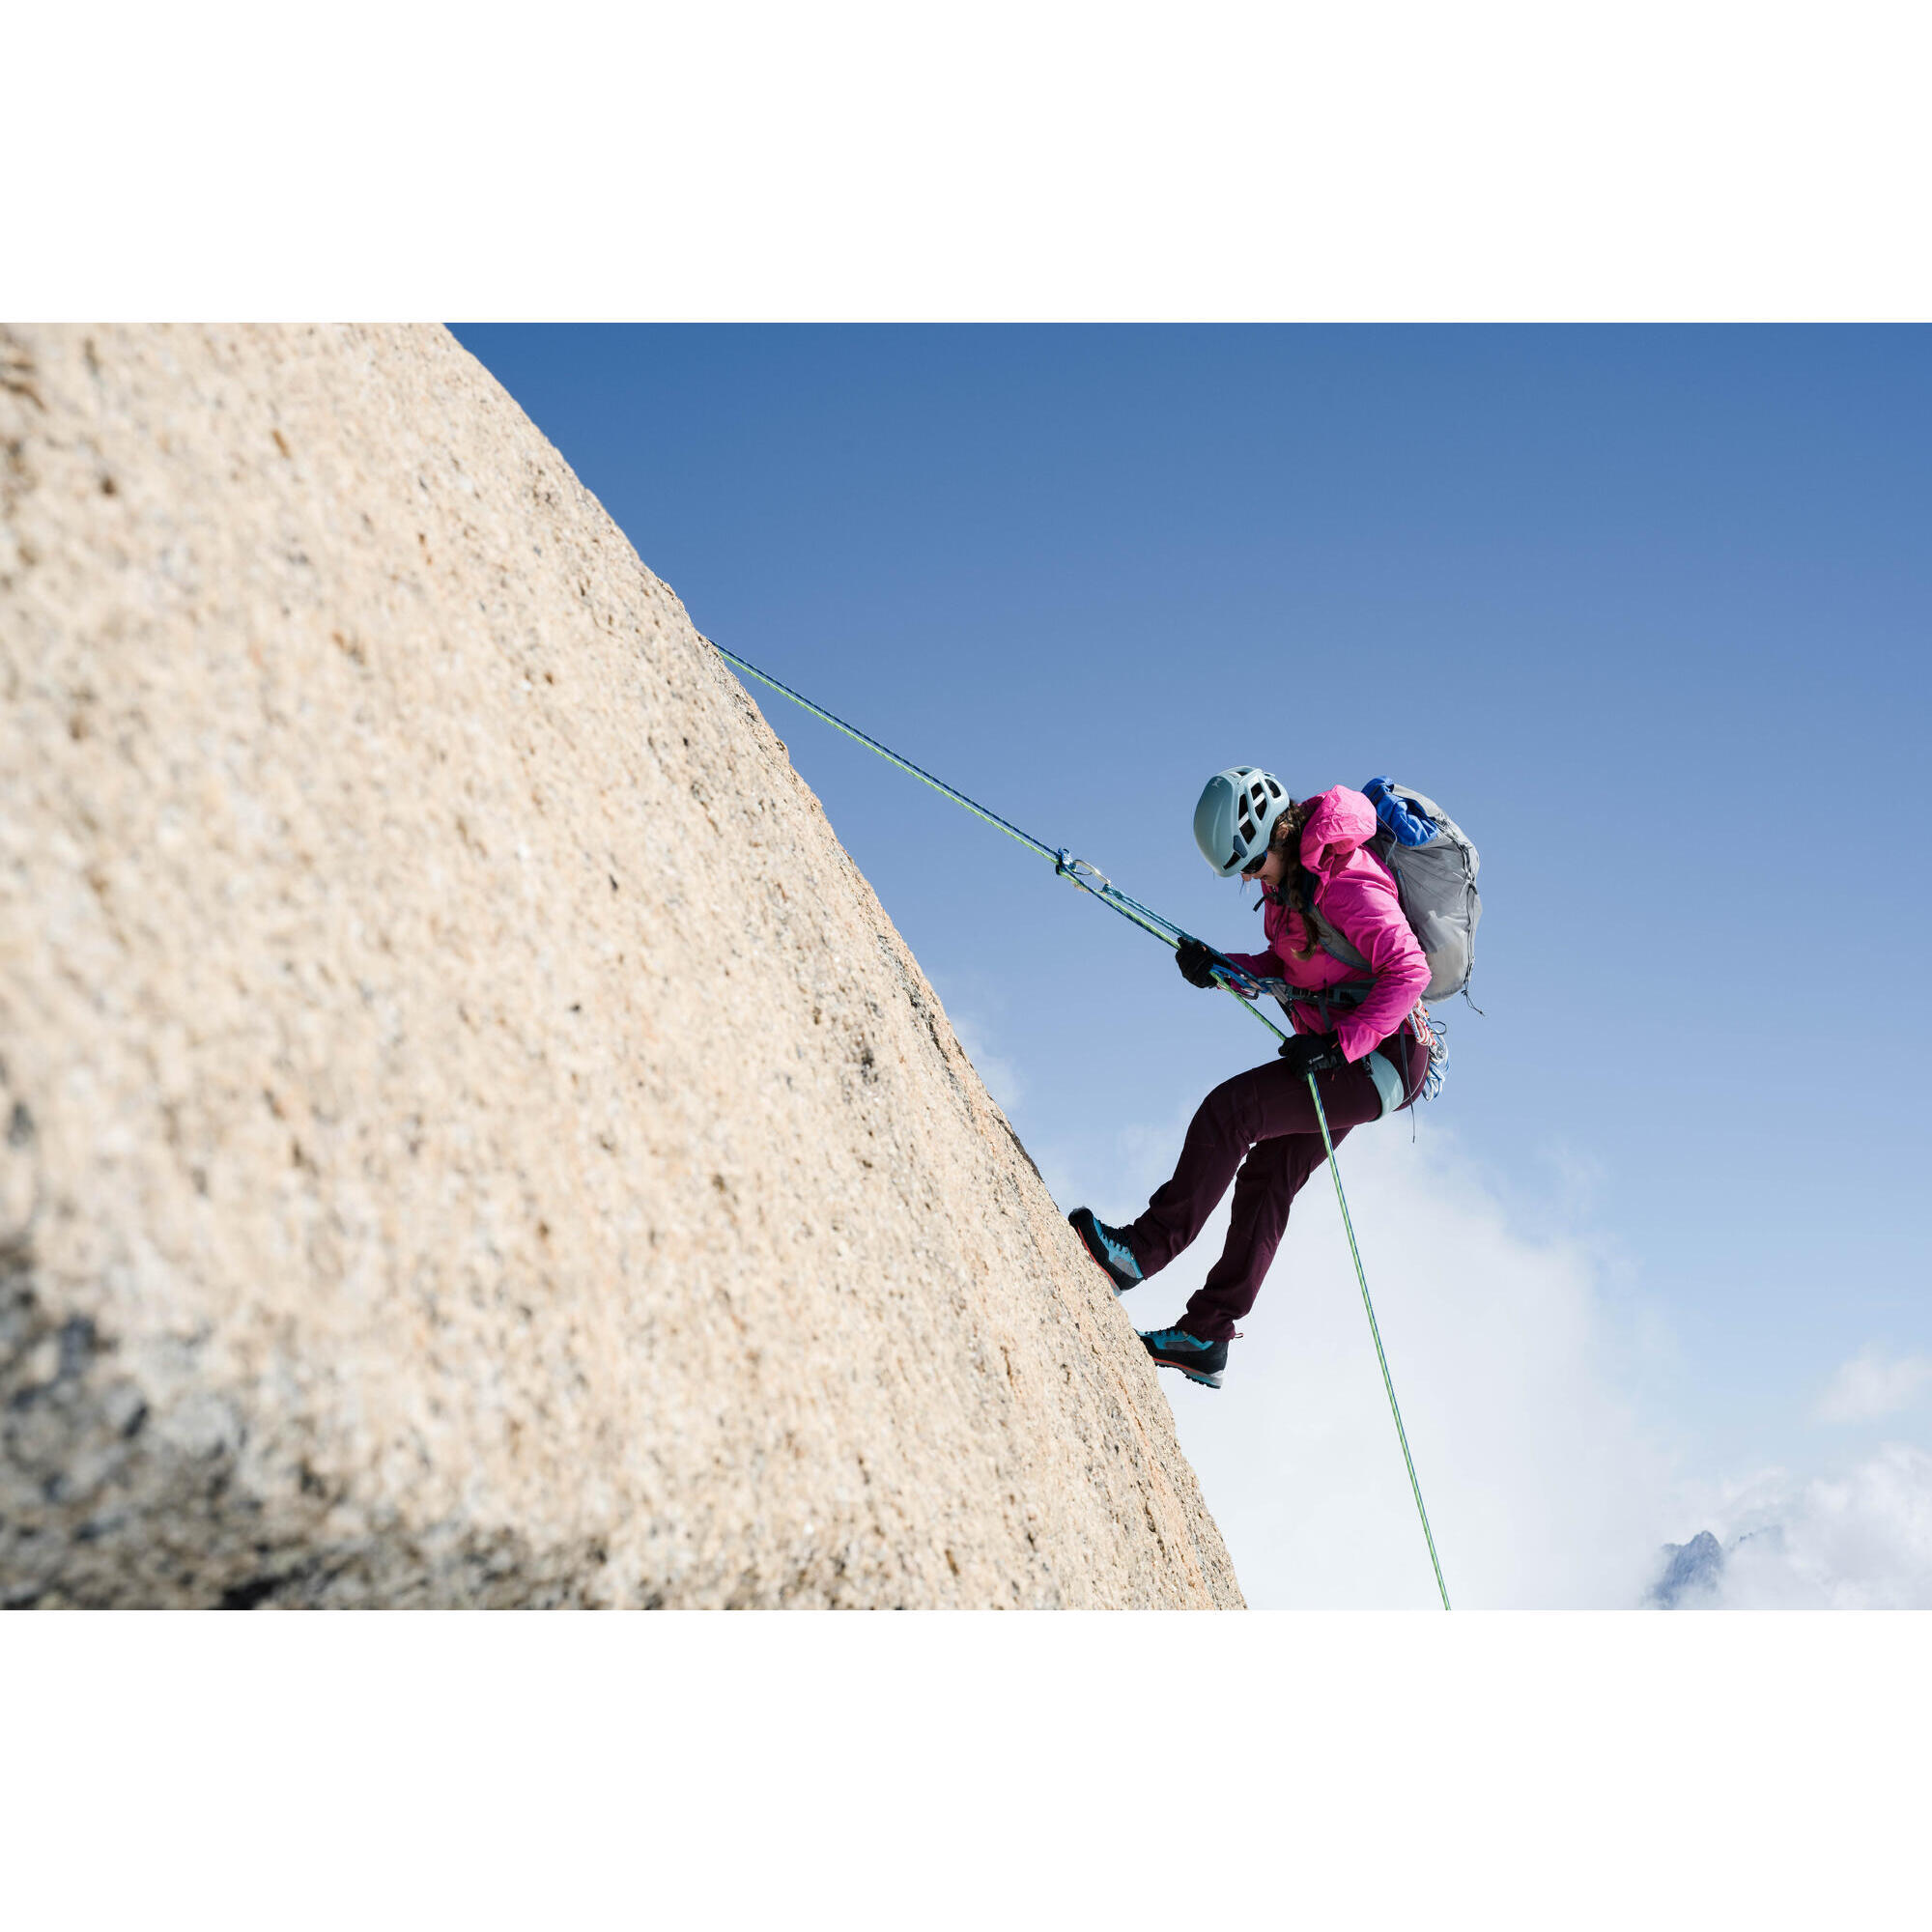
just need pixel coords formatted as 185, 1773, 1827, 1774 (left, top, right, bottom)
454, 325, 1931, 1604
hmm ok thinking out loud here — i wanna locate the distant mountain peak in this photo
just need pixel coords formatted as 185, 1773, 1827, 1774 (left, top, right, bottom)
1649, 1529, 1725, 1608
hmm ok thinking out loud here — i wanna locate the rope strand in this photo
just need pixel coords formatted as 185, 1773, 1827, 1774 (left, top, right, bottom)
1305, 1073, 1452, 1610
713, 641, 1290, 1038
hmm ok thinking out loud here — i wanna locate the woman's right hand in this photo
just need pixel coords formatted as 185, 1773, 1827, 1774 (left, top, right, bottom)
1176, 938, 1220, 988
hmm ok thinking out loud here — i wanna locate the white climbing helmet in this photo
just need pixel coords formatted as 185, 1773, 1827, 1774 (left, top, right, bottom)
1192, 767, 1291, 878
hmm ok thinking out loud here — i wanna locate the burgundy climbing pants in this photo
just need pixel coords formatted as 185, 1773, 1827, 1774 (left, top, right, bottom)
1125, 1029, 1430, 1344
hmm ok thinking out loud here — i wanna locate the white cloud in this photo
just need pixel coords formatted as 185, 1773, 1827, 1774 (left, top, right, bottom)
1038, 1107, 1677, 1608
1037, 1091, 1932, 1611
1678, 1447, 1932, 1609
1814, 1348, 1932, 1426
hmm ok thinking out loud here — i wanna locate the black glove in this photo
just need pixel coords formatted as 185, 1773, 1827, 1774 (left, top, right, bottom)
1278, 1030, 1348, 1076
1176, 937, 1219, 989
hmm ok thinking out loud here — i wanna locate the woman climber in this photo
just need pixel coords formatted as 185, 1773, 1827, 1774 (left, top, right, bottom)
1067, 768, 1438, 1391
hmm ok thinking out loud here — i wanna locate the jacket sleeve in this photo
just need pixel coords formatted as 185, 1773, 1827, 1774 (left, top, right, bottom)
1319, 864, 1430, 1061
1221, 946, 1285, 982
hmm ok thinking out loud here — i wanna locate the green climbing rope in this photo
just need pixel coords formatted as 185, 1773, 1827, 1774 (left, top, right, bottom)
712, 638, 1449, 1609
1305, 1072, 1452, 1610
712, 639, 1288, 1041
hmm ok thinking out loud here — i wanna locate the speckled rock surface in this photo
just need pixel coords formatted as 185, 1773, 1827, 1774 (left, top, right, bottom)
0, 325, 1241, 1608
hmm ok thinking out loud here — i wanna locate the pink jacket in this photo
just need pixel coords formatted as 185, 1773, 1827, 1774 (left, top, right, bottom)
1223, 785, 1430, 1063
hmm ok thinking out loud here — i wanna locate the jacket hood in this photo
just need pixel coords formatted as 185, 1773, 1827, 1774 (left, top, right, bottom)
1298, 785, 1379, 883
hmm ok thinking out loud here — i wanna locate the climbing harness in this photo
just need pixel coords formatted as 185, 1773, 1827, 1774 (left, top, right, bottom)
711, 639, 1451, 1610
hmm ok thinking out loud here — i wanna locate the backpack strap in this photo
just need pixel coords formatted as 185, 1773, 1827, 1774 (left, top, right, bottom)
1304, 871, 1369, 973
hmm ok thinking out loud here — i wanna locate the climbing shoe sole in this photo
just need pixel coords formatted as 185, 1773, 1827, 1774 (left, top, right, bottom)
1151, 1358, 1223, 1390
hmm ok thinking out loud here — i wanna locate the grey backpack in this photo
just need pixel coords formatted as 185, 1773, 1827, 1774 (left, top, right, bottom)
1306, 778, 1482, 1005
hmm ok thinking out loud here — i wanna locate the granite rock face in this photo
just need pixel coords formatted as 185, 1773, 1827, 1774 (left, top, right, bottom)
0, 325, 1241, 1608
